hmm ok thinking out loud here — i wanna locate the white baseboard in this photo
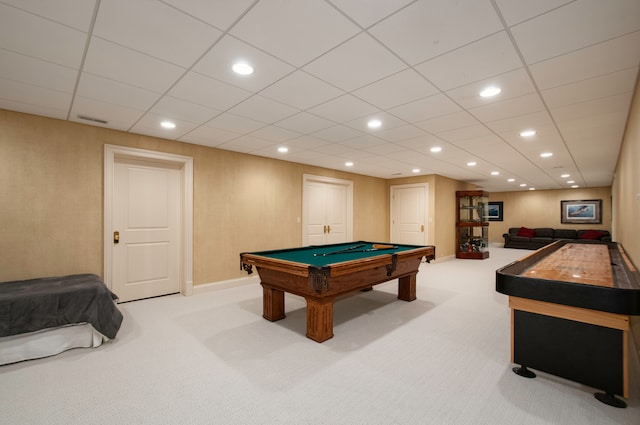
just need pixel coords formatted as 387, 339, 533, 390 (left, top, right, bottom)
192, 275, 260, 295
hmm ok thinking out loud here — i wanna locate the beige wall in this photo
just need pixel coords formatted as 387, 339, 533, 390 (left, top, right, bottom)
612, 74, 640, 267
0, 110, 389, 285
2, 92, 639, 286
488, 187, 612, 244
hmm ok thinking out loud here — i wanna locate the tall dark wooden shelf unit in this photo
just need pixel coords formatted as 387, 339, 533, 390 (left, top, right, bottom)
456, 190, 489, 259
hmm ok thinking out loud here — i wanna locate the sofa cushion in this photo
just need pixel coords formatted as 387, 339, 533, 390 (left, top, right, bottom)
517, 227, 536, 238
534, 228, 554, 238
578, 229, 606, 240
554, 229, 577, 239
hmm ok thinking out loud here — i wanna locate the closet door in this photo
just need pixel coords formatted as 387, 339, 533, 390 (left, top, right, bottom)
302, 175, 353, 245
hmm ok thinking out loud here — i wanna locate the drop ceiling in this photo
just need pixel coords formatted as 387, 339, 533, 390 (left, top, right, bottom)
1, 0, 639, 192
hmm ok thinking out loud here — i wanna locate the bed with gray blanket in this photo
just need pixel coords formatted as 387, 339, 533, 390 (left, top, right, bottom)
0, 274, 123, 365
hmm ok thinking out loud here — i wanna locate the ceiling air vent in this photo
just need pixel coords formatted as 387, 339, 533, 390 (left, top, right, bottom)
77, 114, 108, 124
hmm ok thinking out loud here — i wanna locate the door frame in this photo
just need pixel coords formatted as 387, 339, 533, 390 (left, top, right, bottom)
390, 183, 429, 245
302, 174, 353, 245
104, 145, 194, 296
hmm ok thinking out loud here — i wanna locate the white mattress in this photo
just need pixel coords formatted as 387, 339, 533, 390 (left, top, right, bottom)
0, 323, 108, 366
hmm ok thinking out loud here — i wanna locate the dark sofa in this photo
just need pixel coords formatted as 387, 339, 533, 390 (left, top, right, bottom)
502, 227, 611, 250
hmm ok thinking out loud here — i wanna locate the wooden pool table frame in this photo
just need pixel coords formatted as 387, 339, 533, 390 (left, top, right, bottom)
241, 242, 435, 342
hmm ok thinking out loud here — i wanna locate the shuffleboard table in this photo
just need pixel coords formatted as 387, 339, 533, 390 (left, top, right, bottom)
496, 240, 640, 408
241, 241, 435, 342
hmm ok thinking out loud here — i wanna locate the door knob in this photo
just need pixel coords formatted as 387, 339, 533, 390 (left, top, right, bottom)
114, 231, 120, 244
420, 225, 424, 232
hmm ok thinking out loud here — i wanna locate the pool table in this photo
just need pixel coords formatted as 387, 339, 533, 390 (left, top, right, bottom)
240, 241, 435, 342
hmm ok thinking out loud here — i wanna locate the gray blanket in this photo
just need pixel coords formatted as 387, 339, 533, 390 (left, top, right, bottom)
0, 274, 123, 339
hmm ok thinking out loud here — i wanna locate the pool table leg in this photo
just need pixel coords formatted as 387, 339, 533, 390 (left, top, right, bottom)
397, 273, 417, 301
306, 297, 335, 342
261, 284, 286, 322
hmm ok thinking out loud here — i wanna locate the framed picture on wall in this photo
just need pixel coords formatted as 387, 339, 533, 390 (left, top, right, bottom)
560, 199, 602, 224
488, 201, 503, 221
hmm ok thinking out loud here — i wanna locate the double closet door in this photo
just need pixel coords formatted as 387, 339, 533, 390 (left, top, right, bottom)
303, 175, 353, 246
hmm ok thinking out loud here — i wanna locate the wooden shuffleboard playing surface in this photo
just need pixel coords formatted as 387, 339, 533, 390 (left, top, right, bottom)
496, 240, 640, 407
522, 243, 613, 287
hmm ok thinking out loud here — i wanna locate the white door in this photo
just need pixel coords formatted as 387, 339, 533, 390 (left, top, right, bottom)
391, 184, 428, 245
302, 175, 353, 245
112, 157, 181, 302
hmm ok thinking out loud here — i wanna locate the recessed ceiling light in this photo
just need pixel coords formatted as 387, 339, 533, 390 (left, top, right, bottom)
232, 62, 254, 75
507, 178, 515, 182
529, 187, 536, 190
491, 171, 500, 176
540, 152, 553, 158
345, 161, 354, 167
561, 174, 570, 178
412, 168, 420, 173
571, 185, 579, 188
480, 86, 501, 98
430, 146, 442, 153
277, 146, 288, 153
520, 183, 527, 187
520, 129, 536, 137
567, 180, 575, 184
467, 161, 476, 166
367, 119, 382, 129
160, 120, 176, 129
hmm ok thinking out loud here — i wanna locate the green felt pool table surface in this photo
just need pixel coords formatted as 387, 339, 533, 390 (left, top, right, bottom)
244, 241, 429, 267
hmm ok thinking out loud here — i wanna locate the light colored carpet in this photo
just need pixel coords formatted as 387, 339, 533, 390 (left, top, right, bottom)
1, 248, 638, 424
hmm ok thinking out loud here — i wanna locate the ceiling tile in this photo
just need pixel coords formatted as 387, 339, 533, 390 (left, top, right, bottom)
84, 37, 186, 93
389, 94, 462, 123
445, 68, 535, 109
415, 31, 522, 91
168, 71, 252, 111
93, 0, 223, 67
192, 35, 296, 92
129, 113, 200, 140
218, 135, 274, 153
149, 96, 222, 125
162, 0, 256, 31
228, 95, 299, 125
304, 32, 407, 91
374, 124, 427, 142
330, 0, 415, 28
0, 78, 71, 119
0, 49, 77, 94
179, 125, 240, 147
0, 0, 96, 31
343, 111, 407, 133
530, 31, 640, 90
69, 97, 144, 131
0, 4, 87, 68
307, 95, 378, 123
311, 125, 365, 142
369, 0, 504, 65
275, 112, 335, 134
205, 112, 265, 134
414, 111, 480, 134
541, 68, 638, 110
511, 0, 640, 64
250, 125, 301, 143
260, 71, 344, 110
229, 0, 360, 67
469, 93, 545, 122
352, 69, 438, 109
493, 0, 573, 26
76, 73, 161, 111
